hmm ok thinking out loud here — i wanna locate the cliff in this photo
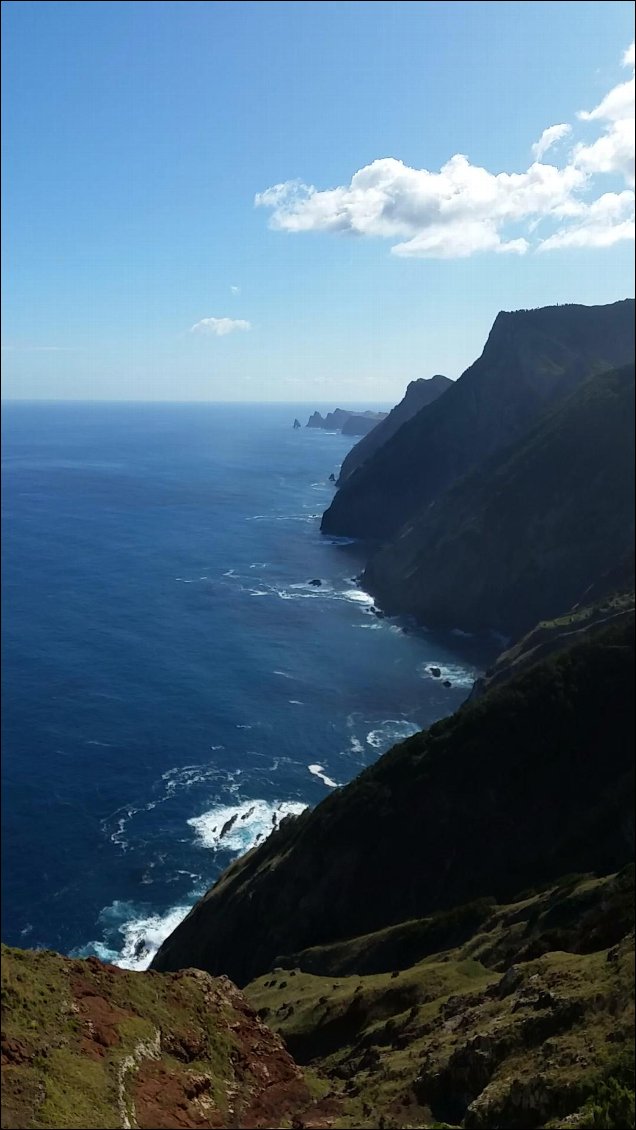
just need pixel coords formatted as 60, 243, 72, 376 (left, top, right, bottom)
337, 375, 452, 483
306, 409, 387, 435
321, 300, 636, 541
152, 618, 634, 987
363, 363, 635, 637
145, 619, 634, 1128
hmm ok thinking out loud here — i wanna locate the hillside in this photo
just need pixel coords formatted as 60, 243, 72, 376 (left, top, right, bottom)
246, 869, 634, 1129
0, 947, 339, 1130
152, 617, 634, 988
337, 375, 452, 483
363, 363, 635, 637
321, 300, 635, 542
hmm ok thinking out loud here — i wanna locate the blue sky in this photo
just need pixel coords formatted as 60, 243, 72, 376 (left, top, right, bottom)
2, 0, 634, 402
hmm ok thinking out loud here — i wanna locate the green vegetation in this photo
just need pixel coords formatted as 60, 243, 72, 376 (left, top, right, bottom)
0, 947, 320, 1129
366, 362, 635, 636
152, 618, 634, 986
323, 299, 635, 545
244, 875, 635, 1129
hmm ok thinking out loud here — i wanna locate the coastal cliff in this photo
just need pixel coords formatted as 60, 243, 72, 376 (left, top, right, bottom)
337, 375, 452, 483
306, 408, 387, 435
321, 300, 636, 542
146, 619, 634, 1128
152, 619, 634, 986
363, 363, 635, 637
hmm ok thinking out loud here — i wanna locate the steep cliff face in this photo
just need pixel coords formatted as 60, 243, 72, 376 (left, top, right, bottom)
337, 374, 452, 483
363, 363, 635, 637
152, 619, 634, 988
321, 300, 636, 541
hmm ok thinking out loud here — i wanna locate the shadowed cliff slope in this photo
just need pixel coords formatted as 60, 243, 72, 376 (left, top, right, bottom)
152, 619, 634, 989
337, 375, 452, 483
363, 363, 635, 637
321, 300, 635, 541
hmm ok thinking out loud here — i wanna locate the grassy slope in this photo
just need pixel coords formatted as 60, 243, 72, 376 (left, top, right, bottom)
245, 871, 635, 1130
0, 948, 333, 1130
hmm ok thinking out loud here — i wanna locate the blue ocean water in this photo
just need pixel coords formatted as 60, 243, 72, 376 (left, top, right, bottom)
1, 401, 494, 968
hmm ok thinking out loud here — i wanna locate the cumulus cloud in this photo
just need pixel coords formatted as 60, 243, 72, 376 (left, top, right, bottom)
230, 285, 241, 295
256, 47, 634, 258
538, 191, 635, 250
531, 123, 572, 161
190, 317, 251, 336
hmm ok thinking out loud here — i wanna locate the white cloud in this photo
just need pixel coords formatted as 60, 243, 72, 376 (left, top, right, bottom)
256, 47, 635, 258
190, 317, 251, 336
531, 123, 572, 160
538, 190, 635, 250
230, 285, 241, 295
573, 46, 635, 187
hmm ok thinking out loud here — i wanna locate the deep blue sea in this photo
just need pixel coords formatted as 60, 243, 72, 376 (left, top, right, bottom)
1, 401, 494, 969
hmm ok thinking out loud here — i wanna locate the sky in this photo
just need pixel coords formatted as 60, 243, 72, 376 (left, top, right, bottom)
1, 0, 634, 403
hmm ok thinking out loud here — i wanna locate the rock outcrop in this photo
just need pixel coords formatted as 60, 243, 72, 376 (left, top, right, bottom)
306, 408, 387, 434
1, 947, 338, 1130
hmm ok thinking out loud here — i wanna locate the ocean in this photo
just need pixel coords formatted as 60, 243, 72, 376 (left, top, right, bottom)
1, 401, 494, 969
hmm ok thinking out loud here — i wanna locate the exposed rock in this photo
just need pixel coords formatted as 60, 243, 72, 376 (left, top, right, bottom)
1, 947, 336, 1130
306, 408, 387, 434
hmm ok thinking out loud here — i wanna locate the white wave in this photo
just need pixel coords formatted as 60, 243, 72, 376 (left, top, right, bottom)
349, 736, 364, 755
342, 588, 375, 605
288, 580, 333, 593
83, 901, 192, 972
248, 588, 270, 596
246, 514, 320, 523
451, 627, 473, 638
418, 661, 476, 688
366, 720, 420, 750
288, 699, 304, 705
354, 621, 382, 630
273, 669, 296, 679
188, 797, 307, 854
308, 764, 339, 788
